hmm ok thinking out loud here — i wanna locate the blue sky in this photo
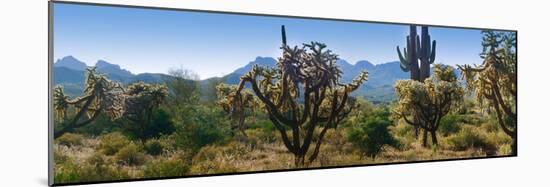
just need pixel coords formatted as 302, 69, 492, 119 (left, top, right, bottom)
54, 3, 499, 80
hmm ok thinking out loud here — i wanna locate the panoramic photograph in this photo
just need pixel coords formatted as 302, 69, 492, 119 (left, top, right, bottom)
51, 2, 517, 184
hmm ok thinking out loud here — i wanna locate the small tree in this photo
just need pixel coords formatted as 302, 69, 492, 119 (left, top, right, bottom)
222, 25, 368, 166
54, 68, 125, 138
121, 82, 168, 141
393, 64, 463, 147
459, 31, 517, 154
348, 107, 398, 158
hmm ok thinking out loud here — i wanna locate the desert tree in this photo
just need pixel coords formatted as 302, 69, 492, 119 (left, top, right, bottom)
53, 68, 125, 138
222, 25, 368, 166
458, 31, 517, 154
396, 25, 437, 138
164, 68, 201, 124
121, 82, 168, 141
393, 64, 463, 147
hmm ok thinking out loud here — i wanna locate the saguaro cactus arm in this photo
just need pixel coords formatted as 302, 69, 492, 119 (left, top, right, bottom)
396, 36, 411, 72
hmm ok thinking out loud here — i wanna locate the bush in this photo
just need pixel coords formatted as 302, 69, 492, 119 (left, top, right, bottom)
144, 139, 164, 156
120, 109, 175, 140
114, 142, 146, 166
348, 115, 398, 158
439, 114, 462, 136
55, 133, 85, 147
173, 106, 230, 150
445, 126, 496, 151
143, 157, 190, 178
99, 132, 130, 155
189, 142, 245, 174
54, 155, 132, 184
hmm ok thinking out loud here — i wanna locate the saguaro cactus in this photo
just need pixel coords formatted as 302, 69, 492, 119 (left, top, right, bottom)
396, 25, 420, 80
418, 26, 437, 82
396, 25, 437, 82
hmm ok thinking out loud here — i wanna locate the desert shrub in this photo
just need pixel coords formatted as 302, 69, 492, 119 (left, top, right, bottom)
439, 114, 462, 136
99, 132, 130, 155
172, 106, 230, 151
481, 119, 501, 133
485, 131, 512, 146
144, 139, 164, 156
76, 114, 120, 136
143, 157, 190, 178
120, 109, 175, 141
54, 159, 82, 183
55, 133, 84, 147
390, 122, 416, 150
445, 126, 496, 151
114, 142, 146, 166
348, 115, 398, 158
189, 142, 246, 174
53, 148, 69, 163
54, 155, 131, 184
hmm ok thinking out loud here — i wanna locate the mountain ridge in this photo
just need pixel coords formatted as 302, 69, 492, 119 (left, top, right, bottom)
53, 55, 460, 103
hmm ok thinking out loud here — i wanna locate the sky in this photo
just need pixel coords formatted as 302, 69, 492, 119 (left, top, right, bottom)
53, 3, 503, 80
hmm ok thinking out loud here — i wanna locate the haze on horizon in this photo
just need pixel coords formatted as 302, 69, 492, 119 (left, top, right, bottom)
53, 3, 507, 80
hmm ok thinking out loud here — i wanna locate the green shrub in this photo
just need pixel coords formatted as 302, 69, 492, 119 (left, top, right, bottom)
143, 157, 190, 178
55, 133, 84, 147
439, 114, 462, 136
172, 107, 230, 150
144, 139, 164, 156
114, 142, 146, 166
99, 132, 130, 155
54, 155, 131, 184
445, 126, 496, 151
348, 116, 398, 158
120, 109, 176, 140
189, 142, 245, 174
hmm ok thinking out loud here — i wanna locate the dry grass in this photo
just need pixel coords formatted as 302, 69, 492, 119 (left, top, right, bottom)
53, 120, 513, 183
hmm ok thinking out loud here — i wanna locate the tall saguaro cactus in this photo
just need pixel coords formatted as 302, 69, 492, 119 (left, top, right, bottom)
221, 25, 368, 166
397, 25, 420, 80
396, 25, 437, 82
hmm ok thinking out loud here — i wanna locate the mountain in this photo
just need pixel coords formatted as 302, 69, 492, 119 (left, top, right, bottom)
54, 56, 87, 71
53, 55, 461, 103
224, 57, 277, 84
233, 57, 277, 75
94, 60, 134, 83
53, 56, 167, 96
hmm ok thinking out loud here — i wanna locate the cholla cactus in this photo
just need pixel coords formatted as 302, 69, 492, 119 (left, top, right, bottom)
393, 64, 463, 147
458, 31, 517, 154
54, 68, 125, 138
216, 83, 259, 136
122, 82, 168, 141
221, 25, 368, 166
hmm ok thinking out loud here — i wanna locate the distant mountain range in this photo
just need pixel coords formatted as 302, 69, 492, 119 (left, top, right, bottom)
53, 56, 461, 103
